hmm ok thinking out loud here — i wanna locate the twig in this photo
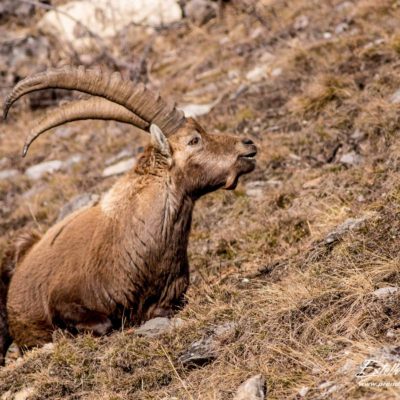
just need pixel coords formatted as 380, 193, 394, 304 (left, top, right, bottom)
27, 203, 42, 232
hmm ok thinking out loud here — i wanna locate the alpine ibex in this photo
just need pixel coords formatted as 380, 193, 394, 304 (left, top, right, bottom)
0, 66, 257, 364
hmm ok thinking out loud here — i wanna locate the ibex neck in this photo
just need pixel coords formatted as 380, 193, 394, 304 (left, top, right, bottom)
101, 173, 194, 245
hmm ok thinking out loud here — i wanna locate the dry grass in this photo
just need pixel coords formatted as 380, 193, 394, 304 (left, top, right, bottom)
1, 0, 400, 398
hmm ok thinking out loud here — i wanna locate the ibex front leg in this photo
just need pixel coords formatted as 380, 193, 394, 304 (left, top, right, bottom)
51, 303, 112, 337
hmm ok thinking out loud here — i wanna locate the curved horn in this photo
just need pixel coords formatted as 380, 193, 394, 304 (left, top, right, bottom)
3, 65, 185, 135
22, 97, 149, 157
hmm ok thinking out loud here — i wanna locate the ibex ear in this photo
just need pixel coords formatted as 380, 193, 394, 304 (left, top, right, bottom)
150, 124, 171, 158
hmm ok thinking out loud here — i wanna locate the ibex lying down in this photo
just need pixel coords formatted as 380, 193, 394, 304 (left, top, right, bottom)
0, 66, 257, 364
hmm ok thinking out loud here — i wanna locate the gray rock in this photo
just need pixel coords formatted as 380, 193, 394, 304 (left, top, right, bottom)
54, 126, 75, 139
214, 322, 235, 336
22, 183, 46, 199
25, 160, 63, 180
179, 96, 221, 118
102, 158, 136, 177
246, 66, 268, 82
65, 154, 83, 167
373, 287, 400, 299
339, 151, 362, 166
325, 215, 372, 244
105, 149, 132, 166
318, 381, 342, 395
298, 386, 309, 397
390, 89, 400, 104
233, 374, 266, 400
245, 181, 266, 198
0, 0, 35, 22
184, 0, 218, 25
1, 387, 36, 400
335, 22, 349, 34
39, 0, 182, 53
135, 317, 183, 338
246, 180, 281, 198
294, 15, 309, 30
336, 1, 353, 12
351, 129, 364, 140
271, 67, 282, 77
0, 169, 19, 180
179, 336, 217, 367
57, 193, 100, 221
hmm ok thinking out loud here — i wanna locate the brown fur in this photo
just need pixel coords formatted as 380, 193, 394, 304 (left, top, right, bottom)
2, 118, 257, 358
0, 230, 41, 364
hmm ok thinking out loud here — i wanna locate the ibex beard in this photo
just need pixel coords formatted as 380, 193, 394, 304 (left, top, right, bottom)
0, 66, 257, 363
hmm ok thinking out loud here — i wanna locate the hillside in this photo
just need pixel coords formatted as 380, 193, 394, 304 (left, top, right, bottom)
1, 0, 400, 398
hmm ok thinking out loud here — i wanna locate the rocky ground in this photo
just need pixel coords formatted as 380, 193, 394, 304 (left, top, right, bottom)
1, 0, 400, 398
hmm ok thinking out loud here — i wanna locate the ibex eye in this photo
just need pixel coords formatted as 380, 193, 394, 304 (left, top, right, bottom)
188, 137, 200, 146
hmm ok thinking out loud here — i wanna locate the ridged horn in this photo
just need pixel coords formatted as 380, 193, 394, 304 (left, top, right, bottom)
22, 97, 149, 157
3, 65, 185, 135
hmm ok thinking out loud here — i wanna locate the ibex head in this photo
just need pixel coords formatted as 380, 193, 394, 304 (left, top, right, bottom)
145, 119, 256, 198
4, 66, 256, 197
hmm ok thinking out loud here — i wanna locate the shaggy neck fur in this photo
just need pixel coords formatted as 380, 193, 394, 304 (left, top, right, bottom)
99, 148, 194, 322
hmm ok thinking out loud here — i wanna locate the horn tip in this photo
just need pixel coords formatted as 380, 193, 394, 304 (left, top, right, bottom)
3, 102, 10, 120
22, 145, 28, 158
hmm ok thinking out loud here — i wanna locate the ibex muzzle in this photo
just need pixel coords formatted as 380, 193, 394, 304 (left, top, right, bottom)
0, 66, 257, 361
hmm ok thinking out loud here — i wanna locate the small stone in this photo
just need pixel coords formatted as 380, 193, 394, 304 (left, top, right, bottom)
351, 129, 364, 140
228, 69, 240, 80
387, 329, 397, 338
65, 154, 83, 167
233, 374, 266, 400
339, 151, 362, 166
338, 359, 356, 374
179, 99, 219, 118
57, 193, 100, 221
320, 381, 341, 395
214, 322, 235, 336
0, 169, 19, 180
260, 51, 275, 63
25, 160, 63, 180
298, 386, 309, 397
135, 317, 173, 338
294, 15, 309, 30
373, 287, 400, 299
55, 126, 74, 139
245, 181, 271, 198
335, 22, 348, 34
357, 194, 365, 202
323, 32, 333, 39
246, 66, 267, 82
102, 158, 136, 177
179, 336, 217, 367
245, 181, 264, 198
390, 89, 400, 104
13, 387, 35, 400
325, 215, 372, 244
336, 1, 353, 12
184, 0, 217, 25
271, 67, 282, 77
105, 149, 133, 165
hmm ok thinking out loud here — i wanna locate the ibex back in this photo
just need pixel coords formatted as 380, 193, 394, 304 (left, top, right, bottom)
0, 66, 257, 364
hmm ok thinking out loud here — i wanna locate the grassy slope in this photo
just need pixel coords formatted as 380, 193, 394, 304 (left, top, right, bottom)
1, 0, 400, 398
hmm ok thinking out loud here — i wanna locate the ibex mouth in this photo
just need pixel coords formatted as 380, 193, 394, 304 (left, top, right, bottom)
239, 150, 257, 160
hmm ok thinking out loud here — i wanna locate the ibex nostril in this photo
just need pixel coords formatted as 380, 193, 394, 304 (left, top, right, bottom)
242, 138, 254, 145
